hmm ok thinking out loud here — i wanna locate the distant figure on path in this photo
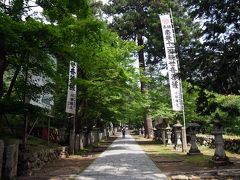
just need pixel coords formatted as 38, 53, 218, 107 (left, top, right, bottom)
122, 127, 126, 138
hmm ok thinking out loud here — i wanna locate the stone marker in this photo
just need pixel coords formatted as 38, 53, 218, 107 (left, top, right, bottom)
69, 130, 75, 155
0, 140, 4, 179
161, 128, 166, 145
113, 127, 117, 135
94, 131, 98, 142
79, 133, 84, 150
75, 134, 80, 152
171, 175, 188, 180
60, 146, 68, 158
87, 133, 91, 145
153, 129, 160, 141
90, 131, 94, 144
103, 129, 107, 138
98, 132, 103, 141
3, 140, 19, 180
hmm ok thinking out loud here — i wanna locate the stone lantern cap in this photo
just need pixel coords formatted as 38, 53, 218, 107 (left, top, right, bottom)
188, 122, 200, 128
212, 116, 224, 132
173, 121, 182, 128
212, 113, 222, 125
188, 122, 200, 132
165, 124, 172, 130
213, 118, 221, 125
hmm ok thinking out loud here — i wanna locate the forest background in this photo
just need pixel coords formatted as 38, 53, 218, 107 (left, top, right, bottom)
0, 0, 239, 145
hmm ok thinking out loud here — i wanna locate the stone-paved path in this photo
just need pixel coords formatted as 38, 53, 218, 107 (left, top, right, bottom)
75, 134, 167, 180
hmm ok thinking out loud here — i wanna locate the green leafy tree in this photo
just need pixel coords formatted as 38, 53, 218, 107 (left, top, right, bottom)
103, 0, 200, 137
0, 0, 68, 147
35, 0, 144, 133
182, 0, 240, 95
215, 95, 240, 134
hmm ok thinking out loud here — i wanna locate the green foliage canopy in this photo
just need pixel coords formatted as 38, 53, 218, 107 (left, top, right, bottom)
182, 0, 240, 95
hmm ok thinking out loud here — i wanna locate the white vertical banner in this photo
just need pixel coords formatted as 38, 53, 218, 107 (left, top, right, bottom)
159, 14, 183, 111
66, 61, 77, 114
29, 74, 54, 110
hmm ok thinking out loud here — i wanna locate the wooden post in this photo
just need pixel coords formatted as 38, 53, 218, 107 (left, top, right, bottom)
48, 117, 50, 146
22, 109, 28, 149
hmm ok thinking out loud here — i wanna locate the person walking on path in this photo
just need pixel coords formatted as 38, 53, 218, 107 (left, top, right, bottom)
75, 134, 167, 180
122, 126, 126, 138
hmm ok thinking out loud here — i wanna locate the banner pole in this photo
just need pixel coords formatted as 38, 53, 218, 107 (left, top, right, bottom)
73, 114, 75, 154
170, 9, 187, 152
181, 98, 187, 152
66, 61, 77, 154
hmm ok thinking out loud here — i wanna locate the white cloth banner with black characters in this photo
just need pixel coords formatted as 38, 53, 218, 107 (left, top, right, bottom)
66, 61, 77, 114
159, 14, 183, 111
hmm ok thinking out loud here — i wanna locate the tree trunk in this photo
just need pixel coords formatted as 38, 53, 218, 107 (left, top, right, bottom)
6, 65, 21, 97
22, 110, 28, 149
137, 34, 146, 91
0, 53, 7, 134
22, 65, 29, 149
137, 34, 153, 138
144, 111, 153, 138
0, 53, 8, 99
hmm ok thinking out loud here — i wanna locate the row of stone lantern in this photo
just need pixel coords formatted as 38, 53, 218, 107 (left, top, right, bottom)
158, 121, 184, 150
158, 122, 182, 148
159, 118, 231, 165
160, 121, 188, 152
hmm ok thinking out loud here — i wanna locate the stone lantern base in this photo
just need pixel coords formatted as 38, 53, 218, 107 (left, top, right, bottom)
210, 155, 233, 166
187, 149, 202, 155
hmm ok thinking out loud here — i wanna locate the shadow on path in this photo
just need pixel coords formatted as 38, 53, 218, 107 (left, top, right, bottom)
75, 134, 167, 180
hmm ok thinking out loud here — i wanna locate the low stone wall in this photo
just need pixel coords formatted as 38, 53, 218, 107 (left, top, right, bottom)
18, 147, 62, 176
0, 128, 111, 179
18, 129, 109, 176
224, 139, 240, 153
0, 140, 4, 180
69, 130, 108, 154
196, 135, 215, 148
196, 135, 240, 154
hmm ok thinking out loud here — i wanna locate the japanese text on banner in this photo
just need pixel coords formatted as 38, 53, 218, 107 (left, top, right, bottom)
66, 61, 77, 114
159, 14, 183, 111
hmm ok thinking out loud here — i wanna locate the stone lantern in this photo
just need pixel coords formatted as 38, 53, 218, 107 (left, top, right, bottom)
211, 117, 232, 165
152, 127, 158, 141
173, 121, 182, 150
187, 122, 202, 155
160, 127, 166, 145
165, 124, 172, 145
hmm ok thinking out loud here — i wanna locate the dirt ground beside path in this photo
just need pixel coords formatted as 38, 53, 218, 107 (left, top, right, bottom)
18, 133, 240, 180
18, 155, 96, 180
17, 136, 117, 180
134, 134, 240, 179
